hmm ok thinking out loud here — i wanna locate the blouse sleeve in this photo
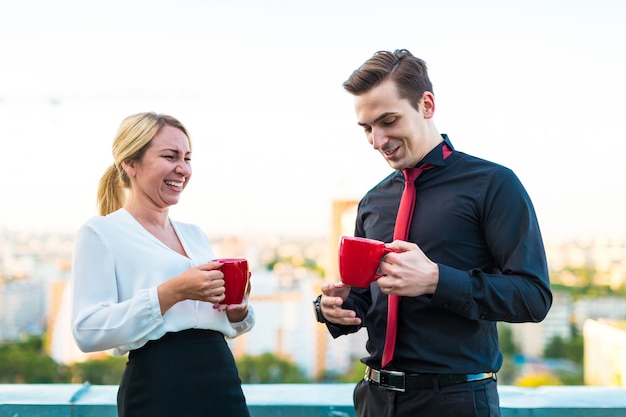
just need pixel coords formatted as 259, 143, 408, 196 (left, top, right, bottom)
227, 304, 256, 338
71, 224, 163, 352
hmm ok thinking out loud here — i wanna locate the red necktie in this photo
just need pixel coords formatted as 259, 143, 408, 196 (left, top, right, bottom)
381, 145, 452, 368
381, 165, 431, 367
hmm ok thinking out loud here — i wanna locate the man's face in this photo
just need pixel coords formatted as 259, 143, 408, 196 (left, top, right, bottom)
354, 78, 432, 170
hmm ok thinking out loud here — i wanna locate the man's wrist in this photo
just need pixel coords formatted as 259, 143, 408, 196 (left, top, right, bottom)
312, 294, 327, 323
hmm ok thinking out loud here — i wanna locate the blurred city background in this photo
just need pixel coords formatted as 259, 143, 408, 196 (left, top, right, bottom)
2, 201, 626, 387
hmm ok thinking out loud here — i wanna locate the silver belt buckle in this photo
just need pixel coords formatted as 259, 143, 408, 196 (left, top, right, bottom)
365, 367, 406, 392
380, 369, 406, 392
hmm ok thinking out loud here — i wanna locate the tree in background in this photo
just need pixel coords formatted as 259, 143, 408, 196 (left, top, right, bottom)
0, 336, 69, 383
543, 325, 584, 365
70, 356, 127, 385
236, 352, 309, 383
0, 336, 126, 384
543, 329, 584, 385
318, 358, 367, 383
497, 323, 519, 384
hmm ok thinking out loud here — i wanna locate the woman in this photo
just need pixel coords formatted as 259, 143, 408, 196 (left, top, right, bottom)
71, 112, 254, 416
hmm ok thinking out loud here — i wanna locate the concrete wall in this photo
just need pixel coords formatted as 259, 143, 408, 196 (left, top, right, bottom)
2, 384, 626, 417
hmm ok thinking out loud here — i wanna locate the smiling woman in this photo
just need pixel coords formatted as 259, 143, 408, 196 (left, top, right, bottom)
70, 112, 256, 416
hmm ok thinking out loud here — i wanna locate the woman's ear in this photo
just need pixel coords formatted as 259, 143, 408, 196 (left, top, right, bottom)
121, 160, 136, 178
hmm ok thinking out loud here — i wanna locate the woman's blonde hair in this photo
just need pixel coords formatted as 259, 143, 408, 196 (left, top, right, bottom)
96, 112, 191, 216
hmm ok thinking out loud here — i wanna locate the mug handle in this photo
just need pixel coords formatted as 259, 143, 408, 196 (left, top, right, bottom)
373, 247, 399, 279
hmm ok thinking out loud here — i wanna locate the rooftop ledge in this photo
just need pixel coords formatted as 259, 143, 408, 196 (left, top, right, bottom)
2, 384, 626, 416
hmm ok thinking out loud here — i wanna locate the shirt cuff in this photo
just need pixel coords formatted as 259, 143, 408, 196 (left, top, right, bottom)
431, 263, 472, 315
149, 286, 164, 320
229, 304, 256, 336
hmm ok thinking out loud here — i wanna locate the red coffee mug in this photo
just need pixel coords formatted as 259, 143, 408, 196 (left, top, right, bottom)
212, 258, 250, 304
338, 236, 394, 288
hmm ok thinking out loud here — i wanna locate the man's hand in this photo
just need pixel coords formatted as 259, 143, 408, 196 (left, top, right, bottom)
320, 282, 362, 326
377, 240, 439, 297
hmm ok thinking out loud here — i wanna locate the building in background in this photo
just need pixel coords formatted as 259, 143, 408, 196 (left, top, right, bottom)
584, 319, 626, 386
0, 278, 46, 341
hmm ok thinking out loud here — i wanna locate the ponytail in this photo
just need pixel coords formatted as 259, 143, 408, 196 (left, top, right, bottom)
97, 164, 126, 216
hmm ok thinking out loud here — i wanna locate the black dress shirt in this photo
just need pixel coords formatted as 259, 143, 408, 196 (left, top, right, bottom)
327, 135, 552, 374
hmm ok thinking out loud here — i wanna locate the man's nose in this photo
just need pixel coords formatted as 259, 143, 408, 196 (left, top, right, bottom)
370, 128, 387, 150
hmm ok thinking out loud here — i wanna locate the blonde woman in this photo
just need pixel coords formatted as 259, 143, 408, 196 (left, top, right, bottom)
71, 112, 254, 416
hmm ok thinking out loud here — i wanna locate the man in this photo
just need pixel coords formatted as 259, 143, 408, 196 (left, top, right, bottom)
312, 49, 552, 416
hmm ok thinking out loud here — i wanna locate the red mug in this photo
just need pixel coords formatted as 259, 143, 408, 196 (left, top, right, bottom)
338, 236, 394, 288
212, 258, 250, 304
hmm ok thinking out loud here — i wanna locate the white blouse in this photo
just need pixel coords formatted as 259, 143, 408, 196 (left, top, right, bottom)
71, 208, 255, 356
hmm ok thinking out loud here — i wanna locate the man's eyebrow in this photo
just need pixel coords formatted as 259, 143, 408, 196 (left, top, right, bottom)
357, 112, 398, 127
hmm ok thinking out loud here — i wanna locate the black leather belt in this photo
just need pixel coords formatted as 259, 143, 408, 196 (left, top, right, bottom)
364, 366, 496, 392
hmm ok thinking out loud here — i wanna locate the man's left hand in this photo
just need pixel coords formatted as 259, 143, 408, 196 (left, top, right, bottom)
377, 240, 439, 297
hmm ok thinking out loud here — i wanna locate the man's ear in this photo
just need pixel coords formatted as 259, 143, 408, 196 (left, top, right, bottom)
420, 92, 435, 119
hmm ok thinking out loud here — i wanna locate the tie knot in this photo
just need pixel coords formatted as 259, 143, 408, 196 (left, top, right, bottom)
402, 165, 430, 183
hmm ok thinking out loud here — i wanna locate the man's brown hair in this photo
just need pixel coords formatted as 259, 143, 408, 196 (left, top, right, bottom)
343, 49, 433, 111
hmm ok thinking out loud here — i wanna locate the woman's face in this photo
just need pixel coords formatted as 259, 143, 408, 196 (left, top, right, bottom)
125, 125, 192, 210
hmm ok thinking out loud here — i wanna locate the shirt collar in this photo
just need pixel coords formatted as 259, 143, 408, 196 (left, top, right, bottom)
411, 134, 454, 168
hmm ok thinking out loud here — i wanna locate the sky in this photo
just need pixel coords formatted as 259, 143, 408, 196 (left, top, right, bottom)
1, 0, 625, 242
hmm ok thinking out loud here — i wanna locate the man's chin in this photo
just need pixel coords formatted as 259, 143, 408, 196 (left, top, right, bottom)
385, 159, 407, 171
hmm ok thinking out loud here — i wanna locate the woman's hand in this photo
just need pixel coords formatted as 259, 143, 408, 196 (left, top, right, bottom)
157, 262, 226, 314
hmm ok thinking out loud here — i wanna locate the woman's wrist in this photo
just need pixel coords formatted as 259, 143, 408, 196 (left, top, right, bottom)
226, 306, 248, 323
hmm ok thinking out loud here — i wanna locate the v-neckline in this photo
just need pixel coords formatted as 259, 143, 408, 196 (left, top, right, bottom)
121, 208, 190, 259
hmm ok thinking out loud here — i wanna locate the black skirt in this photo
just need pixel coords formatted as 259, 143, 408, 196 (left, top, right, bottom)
117, 329, 250, 417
